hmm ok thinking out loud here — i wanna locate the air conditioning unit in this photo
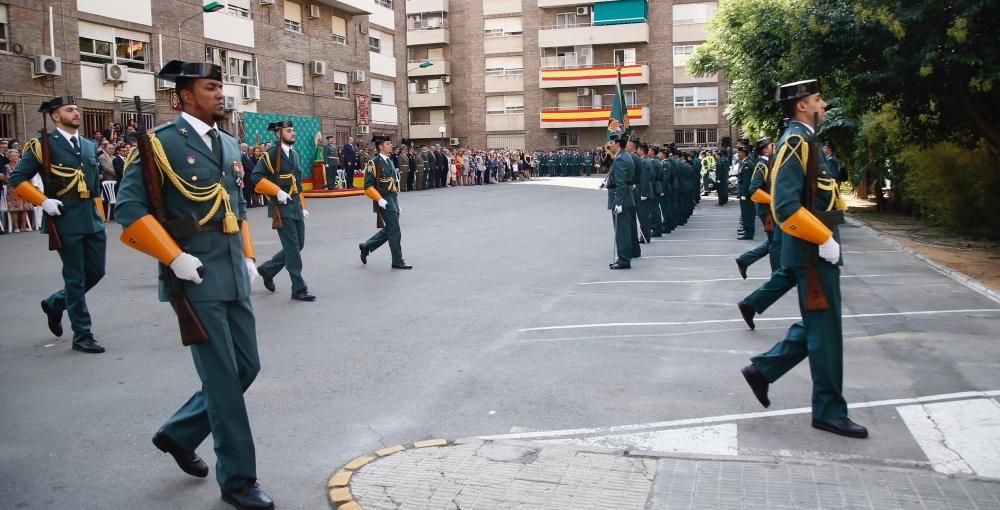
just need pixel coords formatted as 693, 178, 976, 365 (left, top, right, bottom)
243, 85, 261, 101
309, 60, 327, 76
355, 125, 370, 135
103, 63, 129, 83
441, 75, 451, 84
351, 70, 366, 82
449, 138, 459, 146
32, 55, 62, 77
156, 78, 174, 90
223, 96, 237, 111
308, 4, 320, 18
576, 6, 590, 15
576, 87, 590, 96
260, 0, 276, 5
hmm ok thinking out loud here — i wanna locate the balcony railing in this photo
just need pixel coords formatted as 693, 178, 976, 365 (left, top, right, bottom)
539, 60, 645, 70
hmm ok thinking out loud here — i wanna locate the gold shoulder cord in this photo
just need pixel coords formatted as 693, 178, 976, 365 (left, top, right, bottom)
262, 151, 300, 196
146, 133, 239, 234
769, 135, 808, 227
26, 137, 91, 198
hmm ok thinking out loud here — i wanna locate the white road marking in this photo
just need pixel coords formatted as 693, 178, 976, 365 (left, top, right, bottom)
538, 424, 738, 456
517, 309, 1000, 332
579, 273, 922, 285
638, 250, 899, 258
897, 398, 1000, 478
479, 391, 1000, 440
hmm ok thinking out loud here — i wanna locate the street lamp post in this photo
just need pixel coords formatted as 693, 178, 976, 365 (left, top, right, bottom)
177, 2, 225, 58
439, 125, 446, 147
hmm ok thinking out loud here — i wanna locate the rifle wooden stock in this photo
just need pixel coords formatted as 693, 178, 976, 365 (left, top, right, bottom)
37, 128, 63, 251
803, 113, 829, 311
133, 96, 209, 346
271, 147, 284, 230
372, 159, 385, 228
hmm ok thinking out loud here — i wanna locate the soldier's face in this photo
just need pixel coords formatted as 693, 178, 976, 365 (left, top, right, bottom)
181, 79, 226, 122
51, 105, 81, 129
800, 94, 827, 125
279, 127, 296, 145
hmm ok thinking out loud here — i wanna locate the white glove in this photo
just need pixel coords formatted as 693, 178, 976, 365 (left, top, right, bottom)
302, 209, 310, 219
377, 198, 388, 209
613, 205, 623, 214
41, 198, 64, 216
640, 196, 648, 201
244, 258, 258, 284
170, 253, 204, 284
276, 190, 290, 204
818, 237, 841, 265
740, 196, 747, 200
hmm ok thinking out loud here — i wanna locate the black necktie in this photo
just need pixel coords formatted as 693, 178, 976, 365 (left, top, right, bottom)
208, 129, 222, 166
70, 136, 79, 154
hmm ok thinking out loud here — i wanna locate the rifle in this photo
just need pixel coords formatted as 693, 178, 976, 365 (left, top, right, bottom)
802, 111, 841, 311
132, 96, 209, 346
370, 159, 385, 228
38, 117, 63, 251
270, 145, 284, 230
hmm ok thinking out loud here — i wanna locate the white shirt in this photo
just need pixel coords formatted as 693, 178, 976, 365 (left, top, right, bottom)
181, 112, 219, 152
281, 143, 293, 158
56, 127, 80, 151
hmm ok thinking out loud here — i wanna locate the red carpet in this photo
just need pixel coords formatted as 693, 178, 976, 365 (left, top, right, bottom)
302, 188, 365, 199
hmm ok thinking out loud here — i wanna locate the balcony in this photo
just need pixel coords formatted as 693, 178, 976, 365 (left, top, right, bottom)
408, 122, 450, 139
485, 113, 525, 132
673, 21, 708, 43
673, 65, 718, 85
408, 27, 450, 46
539, 63, 649, 89
409, 88, 452, 108
484, 34, 523, 54
540, 105, 649, 129
538, 22, 649, 48
369, 52, 397, 78
484, 74, 524, 93
674, 106, 720, 126
370, 2, 395, 30
406, 0, 448, 14
408, 59, 449, 77
312, 0, 373, 15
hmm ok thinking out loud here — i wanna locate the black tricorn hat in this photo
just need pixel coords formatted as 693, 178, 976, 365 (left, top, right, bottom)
737, 145, 750, 154
372, 135, 392, 146
608, 135, 625, 145
157, 60, 223, 82
754, 137, 772, 152
38, 96, 76, 113
776, 79, 820, 103
267, 120, 294, 132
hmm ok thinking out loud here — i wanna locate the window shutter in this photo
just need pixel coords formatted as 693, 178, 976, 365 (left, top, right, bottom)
486, 96, 504, 113
286, 61, 304, 87
333, 71, 348, 84
284, 1, 302, 23
0, 6, 9, 25
332, 16, 347, 36
78, 21, 114, 42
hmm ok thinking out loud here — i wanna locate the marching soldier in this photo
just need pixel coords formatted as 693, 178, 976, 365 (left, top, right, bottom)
359, 135, 412, 269
115, 60, 274, 509
741, 79, 865, 438
251, 120, 315, 302
736, 138, 778, 276
737, 145, 756, 239
323, 136, 339, 190
607, 136, 635, 270
10, 96, 107, 353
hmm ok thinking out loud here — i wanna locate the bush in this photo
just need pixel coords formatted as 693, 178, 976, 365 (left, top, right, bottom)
900, 140, 1000, 239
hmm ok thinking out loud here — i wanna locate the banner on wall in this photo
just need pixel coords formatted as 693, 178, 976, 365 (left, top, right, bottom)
356, 94, 370, 126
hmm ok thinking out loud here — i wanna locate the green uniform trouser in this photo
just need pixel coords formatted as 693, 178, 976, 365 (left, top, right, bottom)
612, 211, 631, 264
162, 298, 260, 490
740, 199, 756, 238
45, 231, 106, 342
659, 196, 673, 233
743, 229, 791, 313
627, 203, 640, 258
258, 218, 307, 294
362, 210, 403, 265
637, 199, 653, 242
325, 162, 338, 189
750, 262, 847, 421
737, 222, 778, 272
650, 196, 663, 235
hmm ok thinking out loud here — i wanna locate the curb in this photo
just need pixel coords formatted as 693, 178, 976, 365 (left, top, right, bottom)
846, 216, 1000, 304
326, 438, 450, 509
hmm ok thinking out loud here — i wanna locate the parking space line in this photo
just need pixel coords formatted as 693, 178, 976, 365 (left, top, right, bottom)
579, 273, 923, 285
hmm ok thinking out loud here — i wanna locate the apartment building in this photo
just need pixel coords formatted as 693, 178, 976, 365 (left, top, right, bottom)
405, 0, 731, 152
0, 0, 408, 159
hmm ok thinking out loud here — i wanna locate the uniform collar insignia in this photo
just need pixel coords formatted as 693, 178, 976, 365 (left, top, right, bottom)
179, 127, 189, 135
187, 155, 196, 165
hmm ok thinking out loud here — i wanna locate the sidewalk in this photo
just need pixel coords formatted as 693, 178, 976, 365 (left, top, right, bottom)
326, 439, 1000, 510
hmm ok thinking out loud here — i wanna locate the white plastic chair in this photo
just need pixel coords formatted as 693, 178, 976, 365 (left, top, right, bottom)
0, 185, 9, 233
102, 180, 117, 220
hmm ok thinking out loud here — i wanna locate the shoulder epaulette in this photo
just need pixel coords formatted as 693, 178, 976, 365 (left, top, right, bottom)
150, 121, 174, 134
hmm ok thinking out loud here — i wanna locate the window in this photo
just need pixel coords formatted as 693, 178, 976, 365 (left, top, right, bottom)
79, 22, 150, 70
484, 17, 522, 38
375, 0, 392, 7
368, 36, 381, 53
674, 129, 718, 145
0, 103, 15, 139
82, 109, 113, 141
486, 96, 504, 114
674, 86, 718, 107
555, 13, 577, 28
206, 47, 255, 85
332, 16, 347, 45
613, 48, 636, 66
0, 5, 8, 52
284, 1, 302, 32
120, 112, 155, 131
333, 71, 349, 98
228, 5, 251, 18
409, 78, 445, 94
485, 56, 523, 76
673, 45, 695, 66
407, 12, 448, 30
370, 79, 395, 105
558, 132, 579, 147
673, 2, 718, 24
488, 95, 524, 114
286, 61, 304, 92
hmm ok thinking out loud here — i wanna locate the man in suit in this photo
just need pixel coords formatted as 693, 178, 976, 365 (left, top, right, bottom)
10, 96, 107, 354
741, 78, 865, 439
607, 136, 635, 270
240, 143, 256, 207
342, 136, 357, 189
322, 136, 339, 190
98, 141, 116, 182
251, 120, 314, 302
434, 145, 447, 188
113, 144, 127, 180
359, 135, 411, 269
116, 60, 273, 509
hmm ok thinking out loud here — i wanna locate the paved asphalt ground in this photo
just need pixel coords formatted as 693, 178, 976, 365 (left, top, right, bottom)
1, 176, 998, 509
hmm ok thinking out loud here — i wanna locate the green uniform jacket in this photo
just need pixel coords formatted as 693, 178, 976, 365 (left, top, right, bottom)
323, 143, 339, 167
771, 121, 842, 268
607, 151, 635, 210
738, 156, 755, 197
639, 157, 655, 199
749, 156, 770, 217
649, 157, 663, 196
365, 155, 401, 213
251, 145, 306, 221
116, 116, 249, 303
10, 130, 104, 235
658, 159, 672, 196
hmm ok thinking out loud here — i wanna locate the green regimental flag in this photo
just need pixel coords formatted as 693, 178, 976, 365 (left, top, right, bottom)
606, 63, 630, 141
